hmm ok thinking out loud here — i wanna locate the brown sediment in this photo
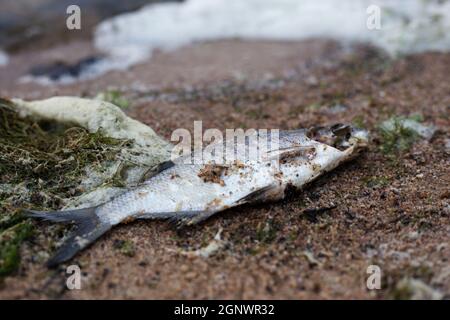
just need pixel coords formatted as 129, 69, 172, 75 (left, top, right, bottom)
311, 163, 322, 172
206, 198, 223, 211
122, 216, 137, 225
233, 160, 245, 169
198, 164, 229, 186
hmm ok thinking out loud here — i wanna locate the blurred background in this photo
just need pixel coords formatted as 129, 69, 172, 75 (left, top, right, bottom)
1, 0, 449, 89
0, 0, 178, 52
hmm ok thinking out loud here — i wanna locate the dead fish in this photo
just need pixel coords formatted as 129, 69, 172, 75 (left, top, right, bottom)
25, 124, 368, 266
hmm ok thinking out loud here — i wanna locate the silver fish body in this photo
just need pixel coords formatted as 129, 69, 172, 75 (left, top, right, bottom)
26, 124, 368, 266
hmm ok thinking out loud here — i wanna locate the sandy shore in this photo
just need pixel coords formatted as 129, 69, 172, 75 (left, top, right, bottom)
0, 38, 449, 299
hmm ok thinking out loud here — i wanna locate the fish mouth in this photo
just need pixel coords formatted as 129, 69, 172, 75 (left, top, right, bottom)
330, 123, 352, 137
349, 128, 370, 149
307, 124, 369, 151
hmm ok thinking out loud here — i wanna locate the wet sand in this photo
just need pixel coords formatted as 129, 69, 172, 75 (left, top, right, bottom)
0, 38, 449, 299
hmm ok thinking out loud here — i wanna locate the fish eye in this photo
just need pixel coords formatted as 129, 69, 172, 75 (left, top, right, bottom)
345, 132, 351, 139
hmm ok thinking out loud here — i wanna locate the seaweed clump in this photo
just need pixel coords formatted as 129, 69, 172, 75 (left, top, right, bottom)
0, 98, 127, 277
95, 89, 130, 109
378, 116, 420, 155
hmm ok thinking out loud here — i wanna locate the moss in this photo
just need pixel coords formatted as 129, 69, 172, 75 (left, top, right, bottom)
352, 115, 366, 129
305, 102, 322, 111
113, 239, 136, 257
363, 176, 391, 188
0, 98, 129, 277
0, 99, 128, 197
0, 221, 33, 277
380, 264, 435, 299
378, 116, 419, 155
95, 90, 130, 109
255, 219, 278, 244
101, 162, 129, 188
0, 205, 25, 232
341, 47, 392, 77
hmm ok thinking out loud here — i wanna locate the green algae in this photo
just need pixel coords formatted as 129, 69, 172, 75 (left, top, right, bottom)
113, 239, 136, 257
0, 97, 128, 277
0, 221, 33, 277
95, 89, 130, 109
378, 116, 420, 155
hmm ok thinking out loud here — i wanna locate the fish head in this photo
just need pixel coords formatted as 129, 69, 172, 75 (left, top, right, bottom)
276, 124, 369, 189
307, 124, 369, 151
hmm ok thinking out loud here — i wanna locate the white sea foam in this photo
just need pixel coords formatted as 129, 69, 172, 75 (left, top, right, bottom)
33, 0, 450, 83
0, 50, 9, 67
95, 0, 450, 60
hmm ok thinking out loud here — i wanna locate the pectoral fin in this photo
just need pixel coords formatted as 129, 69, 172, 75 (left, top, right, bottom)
264, 146, 316, 161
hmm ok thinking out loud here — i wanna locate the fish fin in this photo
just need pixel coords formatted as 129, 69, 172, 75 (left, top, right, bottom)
24, 207, 111, 267
139, 210, 219, 227
237, 184, 282, 204
140, 160, 176, 182
163, 210, 218, 227
147, 185, 283, 227
264, 146, 315, 161
174, 184, 284, 225
169, 184, 281, 226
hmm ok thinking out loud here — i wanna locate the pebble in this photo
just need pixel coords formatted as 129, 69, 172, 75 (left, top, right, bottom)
445, 138, 450, 154
408, 231, 420, 240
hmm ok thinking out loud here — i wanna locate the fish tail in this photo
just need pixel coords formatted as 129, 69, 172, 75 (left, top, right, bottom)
24, 206, 111, 267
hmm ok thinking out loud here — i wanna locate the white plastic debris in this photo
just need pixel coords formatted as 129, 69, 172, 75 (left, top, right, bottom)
179, 228, 227, 258
12, 97, 171, 151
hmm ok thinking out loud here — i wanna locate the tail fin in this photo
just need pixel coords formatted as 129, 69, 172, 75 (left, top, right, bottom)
24, 206, 111, 267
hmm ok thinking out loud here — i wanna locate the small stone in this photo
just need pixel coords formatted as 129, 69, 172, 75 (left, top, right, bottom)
395, 278, 443, 300
328, 104, 348, 114
445, 139, 450, 154
185, 271, 197, 280
408, 231, 420, 240
302, 250, 320, 267
179, 264, 189, 272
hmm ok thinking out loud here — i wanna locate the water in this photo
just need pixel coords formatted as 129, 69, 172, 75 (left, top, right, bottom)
95, 0, 450, 62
